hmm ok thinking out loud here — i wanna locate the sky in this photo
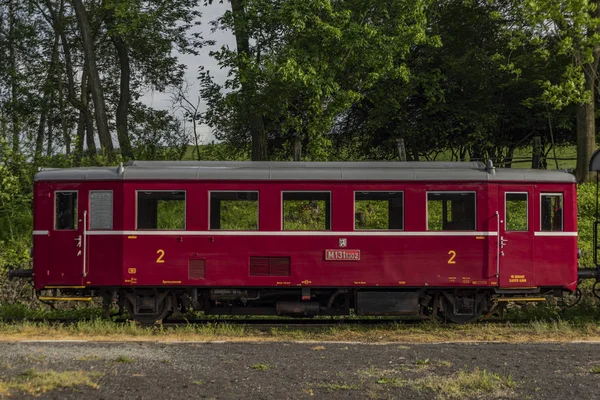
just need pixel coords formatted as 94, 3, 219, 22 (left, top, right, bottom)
141, 2, 235, 143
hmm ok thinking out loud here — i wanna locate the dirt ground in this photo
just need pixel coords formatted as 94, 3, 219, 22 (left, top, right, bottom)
1, 341, 600, 399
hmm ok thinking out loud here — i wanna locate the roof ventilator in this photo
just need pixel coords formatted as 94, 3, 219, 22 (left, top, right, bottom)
485, 159, 495, 176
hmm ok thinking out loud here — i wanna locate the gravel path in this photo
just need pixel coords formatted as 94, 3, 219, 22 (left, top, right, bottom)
1, 341, 600, 399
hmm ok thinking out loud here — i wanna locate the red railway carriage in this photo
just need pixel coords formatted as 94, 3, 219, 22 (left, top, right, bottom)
30, 160, 578, 323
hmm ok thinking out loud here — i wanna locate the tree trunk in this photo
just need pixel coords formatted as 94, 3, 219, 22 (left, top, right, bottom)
71, 0, 114, 161
575, 88, 596, 182
8, 0, 19, 155
111, 35, 135, 160
46, 89, 54, 156
230, 0, 267, 160
576, 0, 600, 183
35, 110, 47, 163
83, 70, 97, 156
47, 0, 97, 162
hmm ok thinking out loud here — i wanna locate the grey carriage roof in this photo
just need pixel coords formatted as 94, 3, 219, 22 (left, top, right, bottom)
33, 160, 576, 183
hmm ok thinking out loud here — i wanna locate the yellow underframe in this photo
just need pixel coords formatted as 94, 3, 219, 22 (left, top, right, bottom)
497, 297, 546, 302
38, 296, 92, 302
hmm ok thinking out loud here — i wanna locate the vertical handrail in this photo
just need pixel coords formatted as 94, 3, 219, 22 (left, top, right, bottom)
594, 171, 600, 267
83, 210, 87, 278
495, 211, 500, 279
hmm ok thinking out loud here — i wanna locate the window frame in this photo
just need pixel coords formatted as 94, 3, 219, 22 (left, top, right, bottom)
352, 190, 404, 231
54, 190, 78, 231
426, 191, 477, 231
540, 192, 563, 232
89, 190, 114, 230
281, 190, 332, 231
208, 190, 260, 231
135, 190, 187, 231
504, 192, 529, 232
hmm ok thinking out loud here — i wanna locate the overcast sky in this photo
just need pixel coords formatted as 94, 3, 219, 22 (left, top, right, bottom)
141, 2, 234, 143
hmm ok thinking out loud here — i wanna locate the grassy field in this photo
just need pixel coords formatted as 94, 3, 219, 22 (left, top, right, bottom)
1, 301, 600, 343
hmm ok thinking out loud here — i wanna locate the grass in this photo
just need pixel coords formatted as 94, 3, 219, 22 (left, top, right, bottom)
1, 313, 600, 343
377, 377, 402, 385
250, 363, 270, 371
0, 368, 102, 396
412, 367, 516, 399
590, 366, 600, 374
318, 382, 362, 392
115, 355, 135, 363
76, 354, 100, 361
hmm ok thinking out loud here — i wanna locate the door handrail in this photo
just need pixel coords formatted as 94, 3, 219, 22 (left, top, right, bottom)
495, 210, 500, 278
83, 210, 87, 278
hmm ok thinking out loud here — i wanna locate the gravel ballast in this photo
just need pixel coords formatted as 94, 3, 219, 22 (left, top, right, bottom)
1, 341, 600, 399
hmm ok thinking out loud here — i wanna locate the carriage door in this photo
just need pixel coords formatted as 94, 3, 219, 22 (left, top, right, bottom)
498, 187, 534, 287
50, 190, 85, 286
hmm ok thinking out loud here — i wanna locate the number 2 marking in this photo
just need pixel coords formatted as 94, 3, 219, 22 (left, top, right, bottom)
448, 250, 456, 264
156, 249, 165, 263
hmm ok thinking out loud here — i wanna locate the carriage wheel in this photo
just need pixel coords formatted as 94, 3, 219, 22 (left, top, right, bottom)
442, 293, 487, 324
125, 292, 172, 325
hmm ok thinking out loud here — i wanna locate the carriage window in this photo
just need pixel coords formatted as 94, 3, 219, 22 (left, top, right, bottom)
90, 191, 113, 230
355, 192, 403, 230
210, 191, 258, 230
55, 191, 77, 230
283, 192, 331, 230
541, 193, 563, 231
427, 192, 476, 230
506, 193, 528, 231
137, 191, 185, 230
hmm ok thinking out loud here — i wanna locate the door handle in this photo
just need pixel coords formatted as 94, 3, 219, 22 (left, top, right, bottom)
74, 235, 82, 248
500, 237, 508, 248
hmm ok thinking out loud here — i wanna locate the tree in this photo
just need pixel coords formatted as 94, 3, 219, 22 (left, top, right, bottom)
202, 0, 432, 160
513, 0, 600, 182
71, 0, 116, 161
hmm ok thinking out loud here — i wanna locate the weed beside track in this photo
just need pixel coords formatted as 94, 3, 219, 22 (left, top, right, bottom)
1, 301, 600, 343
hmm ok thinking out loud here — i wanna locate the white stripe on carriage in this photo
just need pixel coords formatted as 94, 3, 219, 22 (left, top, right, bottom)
533, 231, 578, 237
83, 230, 499, 237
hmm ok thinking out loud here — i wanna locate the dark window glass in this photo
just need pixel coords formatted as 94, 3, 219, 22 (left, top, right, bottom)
210, 192, 258, 230
506, 193, 528, 231
355, 192, 403, 230
137, 191, 185, 230
541, 194, 563, 231
283, 192, 330, 231
55, 192, 78, 230
427, 192, 476, 231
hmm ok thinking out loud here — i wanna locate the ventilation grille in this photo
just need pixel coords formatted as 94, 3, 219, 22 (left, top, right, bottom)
250, 257, 290, 277
189, 259, 206, 280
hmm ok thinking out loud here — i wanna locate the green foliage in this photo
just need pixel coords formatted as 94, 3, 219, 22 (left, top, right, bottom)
0, 139, 33, 272
130, 105, 189, 161
577, 182, 596, 267
506, 195, 528, 231
202, 0, 432, 159
157, 200, 186, 230
219, 200, 258, 230
354, 200, 388, 230
283, 200, 327, 230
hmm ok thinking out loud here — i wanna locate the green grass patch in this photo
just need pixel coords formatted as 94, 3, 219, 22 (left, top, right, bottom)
318, 382, 362, 392
1, 314, 600, 343
250, 363, 270, 371
0, 368, 102, 396
412, 367, 516, 399
115, 355, 135, 363
590, 366, 600, 374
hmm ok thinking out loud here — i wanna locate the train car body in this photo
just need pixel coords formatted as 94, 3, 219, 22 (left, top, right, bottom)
31, 161, 578, 323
